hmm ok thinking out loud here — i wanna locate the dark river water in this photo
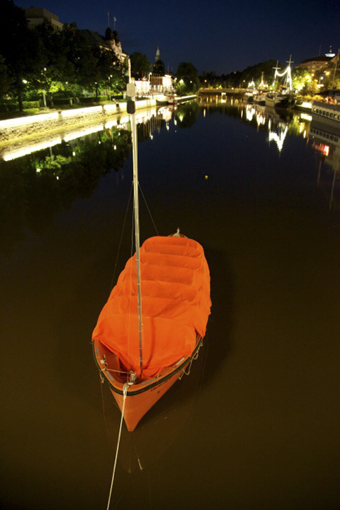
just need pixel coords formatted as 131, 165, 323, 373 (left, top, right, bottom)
1, 100, 340, 510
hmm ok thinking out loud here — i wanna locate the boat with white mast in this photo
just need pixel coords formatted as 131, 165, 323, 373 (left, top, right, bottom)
92, 81, 211, 433
265, 56, 296, 108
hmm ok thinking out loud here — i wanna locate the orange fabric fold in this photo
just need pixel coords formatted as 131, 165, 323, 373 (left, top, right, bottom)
92, 236, 211, 378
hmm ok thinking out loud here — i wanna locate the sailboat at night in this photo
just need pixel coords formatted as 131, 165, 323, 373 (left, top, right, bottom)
92, 81, 211, 432
265, 56, 296, 108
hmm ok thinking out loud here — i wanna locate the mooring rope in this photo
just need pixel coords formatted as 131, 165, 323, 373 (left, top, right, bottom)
106, 383, 129, 510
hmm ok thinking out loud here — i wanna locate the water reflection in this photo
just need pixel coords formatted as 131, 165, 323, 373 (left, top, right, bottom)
0, 127, 132, 253
309, 122, 340, 209
1, 100, 340, 256
0, 103, 200, 254
199, 99, 340, 208
243, 104, 306, 148
2, 98, 340, 510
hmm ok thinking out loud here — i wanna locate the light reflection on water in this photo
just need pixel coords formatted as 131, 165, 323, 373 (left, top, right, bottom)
1, 102, 340, 510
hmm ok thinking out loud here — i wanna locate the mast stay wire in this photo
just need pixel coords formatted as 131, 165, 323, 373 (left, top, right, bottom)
138, 183, 159, 236
109, 186, 133, 291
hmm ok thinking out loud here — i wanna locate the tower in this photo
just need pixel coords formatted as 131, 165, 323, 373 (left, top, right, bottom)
155, 47, 161, 63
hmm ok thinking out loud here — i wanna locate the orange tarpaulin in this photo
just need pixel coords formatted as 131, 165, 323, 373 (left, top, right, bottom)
92, 236, 211, 378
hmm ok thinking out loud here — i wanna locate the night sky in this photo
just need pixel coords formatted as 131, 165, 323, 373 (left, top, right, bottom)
15, 0, 340, 75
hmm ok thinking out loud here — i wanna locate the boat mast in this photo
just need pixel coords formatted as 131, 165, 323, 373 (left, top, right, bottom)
286, 55, 293, 91
272, 61, 280, 88
127, 79, 143, 376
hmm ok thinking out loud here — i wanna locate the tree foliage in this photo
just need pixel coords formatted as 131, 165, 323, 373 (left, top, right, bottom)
130, 52, 151, 79
153, 59, 165, 76
176, 62, 200, 94
0, 1, 126, 109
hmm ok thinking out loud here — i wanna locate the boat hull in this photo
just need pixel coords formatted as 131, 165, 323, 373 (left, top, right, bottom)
110, 366, 186, 431
93, 334, 203, 431
311, 100, 340, 128
253, 95, 266, 106
265, 93, 295, 109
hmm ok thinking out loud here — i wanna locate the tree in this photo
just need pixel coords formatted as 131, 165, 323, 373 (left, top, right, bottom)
176, 62, 200, 94
0, 55, 12, 97
292, 68, 312, 93
153, 59, 165, 76
130, 52, 151, 79
0, 0, 46, 110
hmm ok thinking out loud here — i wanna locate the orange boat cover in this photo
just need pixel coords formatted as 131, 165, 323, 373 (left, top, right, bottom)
92, 236, 211, 378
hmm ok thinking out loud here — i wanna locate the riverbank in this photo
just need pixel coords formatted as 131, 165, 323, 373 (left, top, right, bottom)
0, 95, 198, 146
0, 97, 159, 145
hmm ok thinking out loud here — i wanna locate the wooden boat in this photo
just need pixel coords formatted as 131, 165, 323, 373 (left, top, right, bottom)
92, 82, 211, 432
253, 93, 266, 106
265, 91, 295, 108
266, 56, 296, 109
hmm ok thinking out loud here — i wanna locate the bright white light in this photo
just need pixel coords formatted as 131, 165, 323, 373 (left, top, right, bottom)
3, 137, 62, 161
268, 125, 288, 152
0, 112, 59, 129
256, 113, 265, 126
104, 104, 118, 113
105, 119, 118, 129
64, 125, 104, 141
61, 106, 102, 118
273, 59, 293, 90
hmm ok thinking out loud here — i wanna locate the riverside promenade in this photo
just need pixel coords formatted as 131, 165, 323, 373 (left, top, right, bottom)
0, 95, 197, 161
0, 97, 159, 145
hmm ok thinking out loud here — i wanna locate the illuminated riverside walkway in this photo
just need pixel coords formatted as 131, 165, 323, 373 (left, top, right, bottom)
0, 104, 158, 162
0, 94, 198, 161
0, 94, 198, 151
0, 98, 159, 145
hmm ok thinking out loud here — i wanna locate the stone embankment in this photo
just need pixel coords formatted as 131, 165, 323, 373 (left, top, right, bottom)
0, 98, 157, 145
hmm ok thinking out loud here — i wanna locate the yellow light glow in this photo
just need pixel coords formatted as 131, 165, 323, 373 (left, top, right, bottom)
0, 112, 59, 129
104, 104, 118, 113
3, 137, 62, 161
105, 119, 118, 129
63, 125, 104, 141
61, 106, 102, 118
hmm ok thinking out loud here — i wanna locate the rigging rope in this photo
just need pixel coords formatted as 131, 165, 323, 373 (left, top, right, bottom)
110, 187, 133, 290
106, 383, 129, 510
139, 183, 159, 236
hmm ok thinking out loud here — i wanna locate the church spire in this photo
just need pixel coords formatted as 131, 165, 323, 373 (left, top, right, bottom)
155, 47, 161, 63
